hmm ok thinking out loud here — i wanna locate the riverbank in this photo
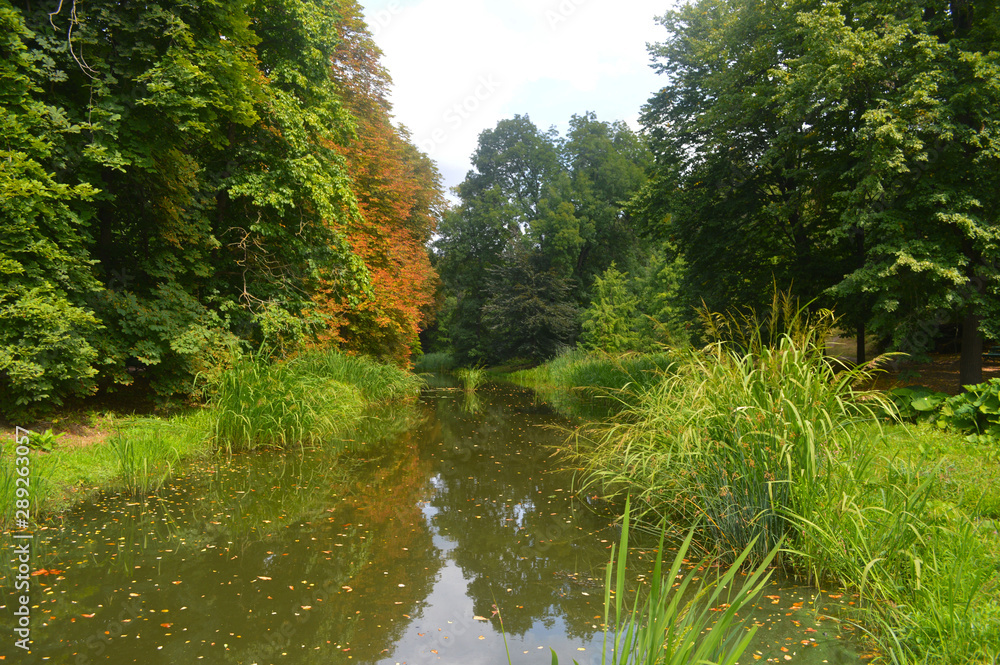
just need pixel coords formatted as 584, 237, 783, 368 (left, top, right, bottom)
508, 347, 1000, 665
0, 349, 421, 528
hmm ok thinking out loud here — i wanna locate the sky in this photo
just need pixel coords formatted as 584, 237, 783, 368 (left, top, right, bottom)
358, 0, 674, 196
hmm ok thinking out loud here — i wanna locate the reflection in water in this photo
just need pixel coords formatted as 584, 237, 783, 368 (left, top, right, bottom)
1, 378, 861, 665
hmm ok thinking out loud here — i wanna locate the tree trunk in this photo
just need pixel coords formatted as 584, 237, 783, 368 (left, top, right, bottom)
856, 322, 866, 365
959, 307, 983, 387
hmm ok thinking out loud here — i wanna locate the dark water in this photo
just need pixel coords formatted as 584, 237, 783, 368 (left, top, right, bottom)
2, 378, 863, 664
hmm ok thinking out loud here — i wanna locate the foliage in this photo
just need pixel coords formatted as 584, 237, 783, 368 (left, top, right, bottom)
892, 379, 1000, 447
888, 386, 951, 422
25, 429, 65, 453
0, 2, 102, 418
434, 113, 654, 365
636, 0, 1000, 387
0, 0, 443, 419
315, 0, 444, 363
580, 264, 642, 353
481, 246, 579, 363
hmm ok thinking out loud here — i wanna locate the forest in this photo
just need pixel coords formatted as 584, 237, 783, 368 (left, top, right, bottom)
429, 0, 1000, 387
3, 0, 999, 418
1, 0, 442, 419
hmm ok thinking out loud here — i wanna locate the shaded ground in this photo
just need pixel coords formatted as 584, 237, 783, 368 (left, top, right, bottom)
871, 353, 1000, 395
827, 333, 1000, 395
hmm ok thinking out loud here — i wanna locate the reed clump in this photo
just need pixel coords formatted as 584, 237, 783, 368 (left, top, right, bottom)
547, 499, 777, 665
208, 348, 421, 452
455, 366, 487, 393
557, 291, 1000, 663
573, 300, 888, 560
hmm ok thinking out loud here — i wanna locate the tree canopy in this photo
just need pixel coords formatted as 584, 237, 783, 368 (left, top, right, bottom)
0, 0, 443, 418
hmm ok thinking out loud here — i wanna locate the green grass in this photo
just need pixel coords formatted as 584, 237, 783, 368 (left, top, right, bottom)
0, 349, 422, 527
548, 499, 777, 665
208, 349, 421, 453
785, 421, 1000, 663
0, 412, 211, 525
455, 366, 487, 392
413, 351, 456, 373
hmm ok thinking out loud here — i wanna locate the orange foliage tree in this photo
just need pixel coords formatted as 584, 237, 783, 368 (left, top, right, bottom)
314, 0, 445, 363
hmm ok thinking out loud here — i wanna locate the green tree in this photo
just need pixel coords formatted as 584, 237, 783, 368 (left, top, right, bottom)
0, 2, 101, 417
481, 245, 578, 363
437, 113, 654, 364
638, 0, 1000, 384
636, 0, 850, 325
2, 0, 377, 412
795, 0, 1000, 383
579, 264, 641, 353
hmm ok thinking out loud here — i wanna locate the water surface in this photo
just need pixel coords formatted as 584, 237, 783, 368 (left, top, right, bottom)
2, 378, 863, 664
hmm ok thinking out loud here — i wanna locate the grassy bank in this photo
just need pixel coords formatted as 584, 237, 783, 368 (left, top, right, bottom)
528, 345, 1000, 664
507, 349, 678, 417
1, 349, 421, 528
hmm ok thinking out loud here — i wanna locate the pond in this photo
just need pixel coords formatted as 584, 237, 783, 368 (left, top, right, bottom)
2, 377, 863, 664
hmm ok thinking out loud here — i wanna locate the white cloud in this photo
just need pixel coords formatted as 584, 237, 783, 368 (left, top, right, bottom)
361, 0, 675, 193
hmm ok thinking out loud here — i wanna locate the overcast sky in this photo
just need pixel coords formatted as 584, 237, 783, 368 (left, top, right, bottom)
358, 0, 675, 196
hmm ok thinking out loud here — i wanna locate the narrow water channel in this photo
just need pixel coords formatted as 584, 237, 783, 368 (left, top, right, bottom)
3, 377, 863, 664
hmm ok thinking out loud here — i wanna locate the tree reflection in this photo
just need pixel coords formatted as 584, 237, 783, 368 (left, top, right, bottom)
421, 382, 618, 640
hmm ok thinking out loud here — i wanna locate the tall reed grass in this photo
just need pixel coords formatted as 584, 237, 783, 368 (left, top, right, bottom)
549, 499, 776, 665
455, 366, 487, 392
574, 334, 888, 560
569, 294, 891, 561
208, 348, 420, 452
